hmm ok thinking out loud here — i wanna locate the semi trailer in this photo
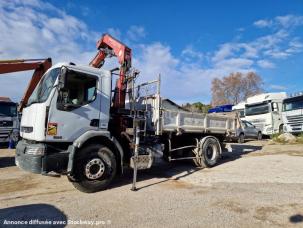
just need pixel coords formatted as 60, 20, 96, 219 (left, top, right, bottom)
15, 34, 240, 193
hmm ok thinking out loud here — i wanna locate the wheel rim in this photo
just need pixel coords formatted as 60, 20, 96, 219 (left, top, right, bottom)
205, 144, 217, 161
84, 158, 105, 180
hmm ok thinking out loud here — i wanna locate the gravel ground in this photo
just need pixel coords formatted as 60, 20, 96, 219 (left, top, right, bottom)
0, 140, 303, 227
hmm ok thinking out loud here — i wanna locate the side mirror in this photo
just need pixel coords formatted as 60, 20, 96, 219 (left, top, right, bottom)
58, 67, 68, 89
272, 102, 278, 112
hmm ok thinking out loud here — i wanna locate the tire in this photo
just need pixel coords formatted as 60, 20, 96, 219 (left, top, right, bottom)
238, 133, 245, 143
194, 137, 221, 168
257, 132, 262, 140
72, 144, 117, 193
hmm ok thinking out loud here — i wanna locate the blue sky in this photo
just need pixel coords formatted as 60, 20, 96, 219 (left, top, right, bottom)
0, 0, 302, 104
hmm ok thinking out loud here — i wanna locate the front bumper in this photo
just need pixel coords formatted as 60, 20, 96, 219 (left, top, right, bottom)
15, 140, 69, 174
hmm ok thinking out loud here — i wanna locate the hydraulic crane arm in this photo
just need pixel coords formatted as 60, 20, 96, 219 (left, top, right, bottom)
0, 58, 52, 111
90, 34, 131, 108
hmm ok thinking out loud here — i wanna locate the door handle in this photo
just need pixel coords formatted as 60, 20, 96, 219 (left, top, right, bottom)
90, 119, 99, 127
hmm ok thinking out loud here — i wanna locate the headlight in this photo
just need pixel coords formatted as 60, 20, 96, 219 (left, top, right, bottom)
25, 145, 45, 155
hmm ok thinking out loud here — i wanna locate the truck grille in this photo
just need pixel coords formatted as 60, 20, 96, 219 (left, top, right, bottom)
0, 129, 11, 138
286, 115, 303, 130
0, 120, 13, 127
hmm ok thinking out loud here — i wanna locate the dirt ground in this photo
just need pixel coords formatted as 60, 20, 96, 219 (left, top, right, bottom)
0, 140, 303, 227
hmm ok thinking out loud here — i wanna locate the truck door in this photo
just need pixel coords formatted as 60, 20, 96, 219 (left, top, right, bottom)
46, 70, 101, 142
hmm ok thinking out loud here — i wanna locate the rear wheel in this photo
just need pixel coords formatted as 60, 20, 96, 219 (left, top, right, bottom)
238, 133, 245, 143
72, 144, 117, 193
194, 137, 221, 168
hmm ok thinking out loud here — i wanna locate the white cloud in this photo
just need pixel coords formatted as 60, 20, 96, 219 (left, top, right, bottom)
257, 60, 275, 69
214, 58, 253, 69
0, 0, 98, 101
269, 84, 287, 90
276, 15, 303, 28
254, 19, 272, 28
286, 38, 303, 54
238, 43, 259, 58
181, 45, 203, 62
0, 3, 302, 104
107, 28, 121, 40
126, 25, 146, 41
133, 44, 255, 103
254, 14, 303, 29
263, 49, 290, 59
212, 43, 236, 62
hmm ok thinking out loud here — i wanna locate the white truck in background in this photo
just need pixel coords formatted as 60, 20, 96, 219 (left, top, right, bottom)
0, 97, 19, 144
232, 102, 246, 120
282, 93, 303, 134
244, 92, 287, 136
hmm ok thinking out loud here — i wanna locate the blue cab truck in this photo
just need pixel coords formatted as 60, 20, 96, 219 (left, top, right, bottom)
208, 104, 233, 113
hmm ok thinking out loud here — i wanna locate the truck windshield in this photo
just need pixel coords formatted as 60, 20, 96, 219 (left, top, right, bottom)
245, 103, 269, 116
27, 68, 60, 106
283, 99, 303, 111
0, 102, 17, 117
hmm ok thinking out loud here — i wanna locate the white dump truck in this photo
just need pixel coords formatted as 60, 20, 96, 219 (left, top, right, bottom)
245, 92, 287, 135
282, 93, 303, 134
15, 63, 240, 192
0, 97, 19, 144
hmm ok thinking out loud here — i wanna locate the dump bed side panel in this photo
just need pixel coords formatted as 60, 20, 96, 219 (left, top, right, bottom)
162, 110, 237, 134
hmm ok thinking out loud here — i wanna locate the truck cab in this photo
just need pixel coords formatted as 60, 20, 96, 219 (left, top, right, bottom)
244, 92, 287, 135
16, 63, 113, 174
0, 97, 19, 144
282, 93, 303, 134
208, 104, 233, 113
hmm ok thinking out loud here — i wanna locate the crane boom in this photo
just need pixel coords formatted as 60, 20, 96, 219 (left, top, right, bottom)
0, 58, 52, 111
90, 34, 131, 109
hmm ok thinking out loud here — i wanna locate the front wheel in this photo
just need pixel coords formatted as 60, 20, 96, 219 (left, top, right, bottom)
238, 133, 245, 143
72, 144, 117, 193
